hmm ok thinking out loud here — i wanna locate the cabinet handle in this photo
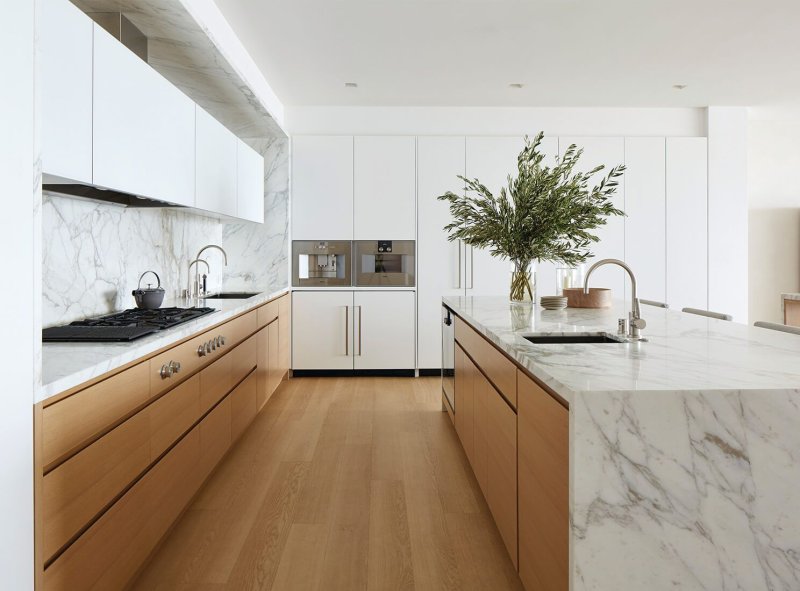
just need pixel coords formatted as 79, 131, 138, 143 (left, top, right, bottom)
456, 239, 462, 289
357, 305, 362, 356
469, 246, 474, 289
345, 305, 349, 356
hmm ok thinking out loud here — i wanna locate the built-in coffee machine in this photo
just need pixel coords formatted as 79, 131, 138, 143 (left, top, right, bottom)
292, 240, 352, 287
353, 240, 415, 287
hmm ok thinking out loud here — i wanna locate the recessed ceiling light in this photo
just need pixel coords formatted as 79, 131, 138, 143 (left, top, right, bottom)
509, 83, 524, 89
344, 82, 358, 88
673, 84, 687, 90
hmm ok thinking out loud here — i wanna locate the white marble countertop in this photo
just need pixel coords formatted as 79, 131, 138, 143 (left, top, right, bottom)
445, 295, 800, 590
39, 287, 289, 403
444, 295, 800, 403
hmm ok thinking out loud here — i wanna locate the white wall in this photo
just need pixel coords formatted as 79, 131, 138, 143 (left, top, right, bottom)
0, 0, 38, 587
285, 106, 706, 137
748, 108, 800, 323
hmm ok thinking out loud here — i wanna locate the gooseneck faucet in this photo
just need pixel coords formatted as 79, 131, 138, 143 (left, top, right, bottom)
193, 244, 228, 298
584, 258, 647, 340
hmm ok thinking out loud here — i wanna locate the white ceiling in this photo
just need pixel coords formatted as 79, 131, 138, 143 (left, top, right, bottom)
212, 0, 800, 108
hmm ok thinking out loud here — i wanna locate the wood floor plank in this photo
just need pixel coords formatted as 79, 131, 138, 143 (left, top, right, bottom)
367, 479, 416, 591
131, 377, 523, 591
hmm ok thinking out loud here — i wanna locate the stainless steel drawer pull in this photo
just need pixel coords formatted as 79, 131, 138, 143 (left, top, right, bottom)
345, 306, 349, 356
357, 305, 362, 356
160, 363, 173, 379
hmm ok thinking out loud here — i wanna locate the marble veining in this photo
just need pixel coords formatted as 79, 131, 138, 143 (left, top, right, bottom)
43, 138, 289, 327
444, 296, 800, 591
40, 288, 288, 402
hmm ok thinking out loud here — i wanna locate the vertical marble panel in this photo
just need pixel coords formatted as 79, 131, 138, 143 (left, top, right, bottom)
222, 137, 289, 293
571, 389, 800, 591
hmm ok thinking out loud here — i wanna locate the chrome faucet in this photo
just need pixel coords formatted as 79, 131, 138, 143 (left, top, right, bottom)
193, 244, 228, 298
584, 258, 647, 340
187, 258, 210, 298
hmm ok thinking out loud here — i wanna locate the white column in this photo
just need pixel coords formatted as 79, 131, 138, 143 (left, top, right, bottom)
0, 0, 38, 588
707, 107, 748, 322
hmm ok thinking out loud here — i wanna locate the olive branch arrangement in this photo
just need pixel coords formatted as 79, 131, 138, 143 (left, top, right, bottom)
437, 132, 625, 301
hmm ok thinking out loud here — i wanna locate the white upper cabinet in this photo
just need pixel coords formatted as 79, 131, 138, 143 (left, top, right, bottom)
625, 137, 666, 303
42, 0, 92, 184
666, 137, 708, 311
292, 136, 354, 240
354, 136, 416, 240
559, 137, 626, 299
417, 136, 466, 369
93, 25, 196, 207
195, 106, 237, 217
237, 140, 265, 223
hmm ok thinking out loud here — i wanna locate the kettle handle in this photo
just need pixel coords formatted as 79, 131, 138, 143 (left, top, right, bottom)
137, 270, 161, 290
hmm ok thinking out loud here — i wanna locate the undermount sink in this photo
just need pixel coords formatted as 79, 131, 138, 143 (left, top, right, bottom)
203, 292, 261, 300
524, 333, 624, 344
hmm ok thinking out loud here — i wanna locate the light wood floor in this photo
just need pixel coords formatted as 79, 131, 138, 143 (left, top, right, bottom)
130, 376, 523, 591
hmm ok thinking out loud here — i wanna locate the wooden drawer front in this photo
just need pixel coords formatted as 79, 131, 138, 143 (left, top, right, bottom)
258, 298, 279, 328
518, 370, 568, 591
42, 361, 150, 468
486, 381, 518, 569
231, 371, 257, 442
231, 332, 258, 386
199, 396, 232, 479
149, 309, 258, 397
257, 326, 269, 410
42, 410, 150, 562
268, 319, 280, 395
278, 294, 290, 376
149, 374, 201, 459
199, 352, 234, 416
454, 344, 475, 464
43, 429, 201, 591
455, 317, 516, 408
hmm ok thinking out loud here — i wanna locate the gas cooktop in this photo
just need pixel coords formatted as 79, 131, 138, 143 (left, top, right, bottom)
42, 307, 216, 342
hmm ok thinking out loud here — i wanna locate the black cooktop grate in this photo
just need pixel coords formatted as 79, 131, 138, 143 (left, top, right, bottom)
43, 307, 216, 342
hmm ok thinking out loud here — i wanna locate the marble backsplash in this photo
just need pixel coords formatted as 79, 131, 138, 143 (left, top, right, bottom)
42, 137, 289, 327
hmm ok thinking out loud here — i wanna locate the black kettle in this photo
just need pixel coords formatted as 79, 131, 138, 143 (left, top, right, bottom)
132, 270, 165, 309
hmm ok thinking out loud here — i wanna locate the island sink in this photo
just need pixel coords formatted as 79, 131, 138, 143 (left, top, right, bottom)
523, 333, 624, 344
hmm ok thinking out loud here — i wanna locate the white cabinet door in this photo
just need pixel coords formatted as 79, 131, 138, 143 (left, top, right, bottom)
195, 106, 237, 217
465, 137, 523, 296
354, 291, 416, 370
42, 0, 92, 184
292, 291, 354, 370
465, 136, 558, 297
236, 139, 265, 223
625, 137, 666, 304
93, 26, 195, 206
559, 137, 626, 299
354, 136, 416, 240
417, 136, 466, 369
292, 136, 353, 240
666, 137, 708, 311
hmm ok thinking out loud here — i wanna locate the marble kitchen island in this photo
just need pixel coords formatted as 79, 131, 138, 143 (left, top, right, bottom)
444, 295, 800, 591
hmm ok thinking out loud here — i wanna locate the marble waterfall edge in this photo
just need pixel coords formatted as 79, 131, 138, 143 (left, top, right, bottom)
42, 137, 289, 327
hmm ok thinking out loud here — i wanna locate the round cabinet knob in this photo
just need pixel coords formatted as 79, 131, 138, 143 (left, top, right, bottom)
216, 336, 223, 347
160, 363, 173, 379
211, 339, 217, 351
197, 345, 206, 357
170, 360, 181, 373
205, 342, 212, 354
220, 336, 226, 346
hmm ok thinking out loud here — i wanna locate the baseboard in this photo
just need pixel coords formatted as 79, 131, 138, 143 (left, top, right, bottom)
292, 369, 416, 378
418, 368, 442, 377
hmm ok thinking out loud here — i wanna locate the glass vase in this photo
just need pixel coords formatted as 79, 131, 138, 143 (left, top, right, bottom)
556, 265, 584, 294
510, 260, 535, 303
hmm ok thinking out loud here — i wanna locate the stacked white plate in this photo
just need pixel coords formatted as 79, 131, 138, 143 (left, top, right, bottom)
540, 295, 568, 310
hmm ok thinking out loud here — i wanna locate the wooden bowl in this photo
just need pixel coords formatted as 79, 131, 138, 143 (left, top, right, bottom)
563, 287, 612, 308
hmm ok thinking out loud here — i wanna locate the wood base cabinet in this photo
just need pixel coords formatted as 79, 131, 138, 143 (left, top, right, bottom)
518, 370, 569, 591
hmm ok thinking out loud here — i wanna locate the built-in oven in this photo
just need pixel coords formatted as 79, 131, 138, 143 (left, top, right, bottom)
292, 240, 352, 287
442, 305, 455, 412
353, 240, 415, 287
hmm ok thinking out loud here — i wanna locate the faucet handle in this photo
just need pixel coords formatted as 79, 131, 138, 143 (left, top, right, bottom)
632, 317, 647, 330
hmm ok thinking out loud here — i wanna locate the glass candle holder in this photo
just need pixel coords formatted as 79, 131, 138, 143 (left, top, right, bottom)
556, 265, 584, 294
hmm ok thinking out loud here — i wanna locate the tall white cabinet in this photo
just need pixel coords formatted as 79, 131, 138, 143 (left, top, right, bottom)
354, 136, 416, 240
195, 106, 237, 217
666, 137, 708, 311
